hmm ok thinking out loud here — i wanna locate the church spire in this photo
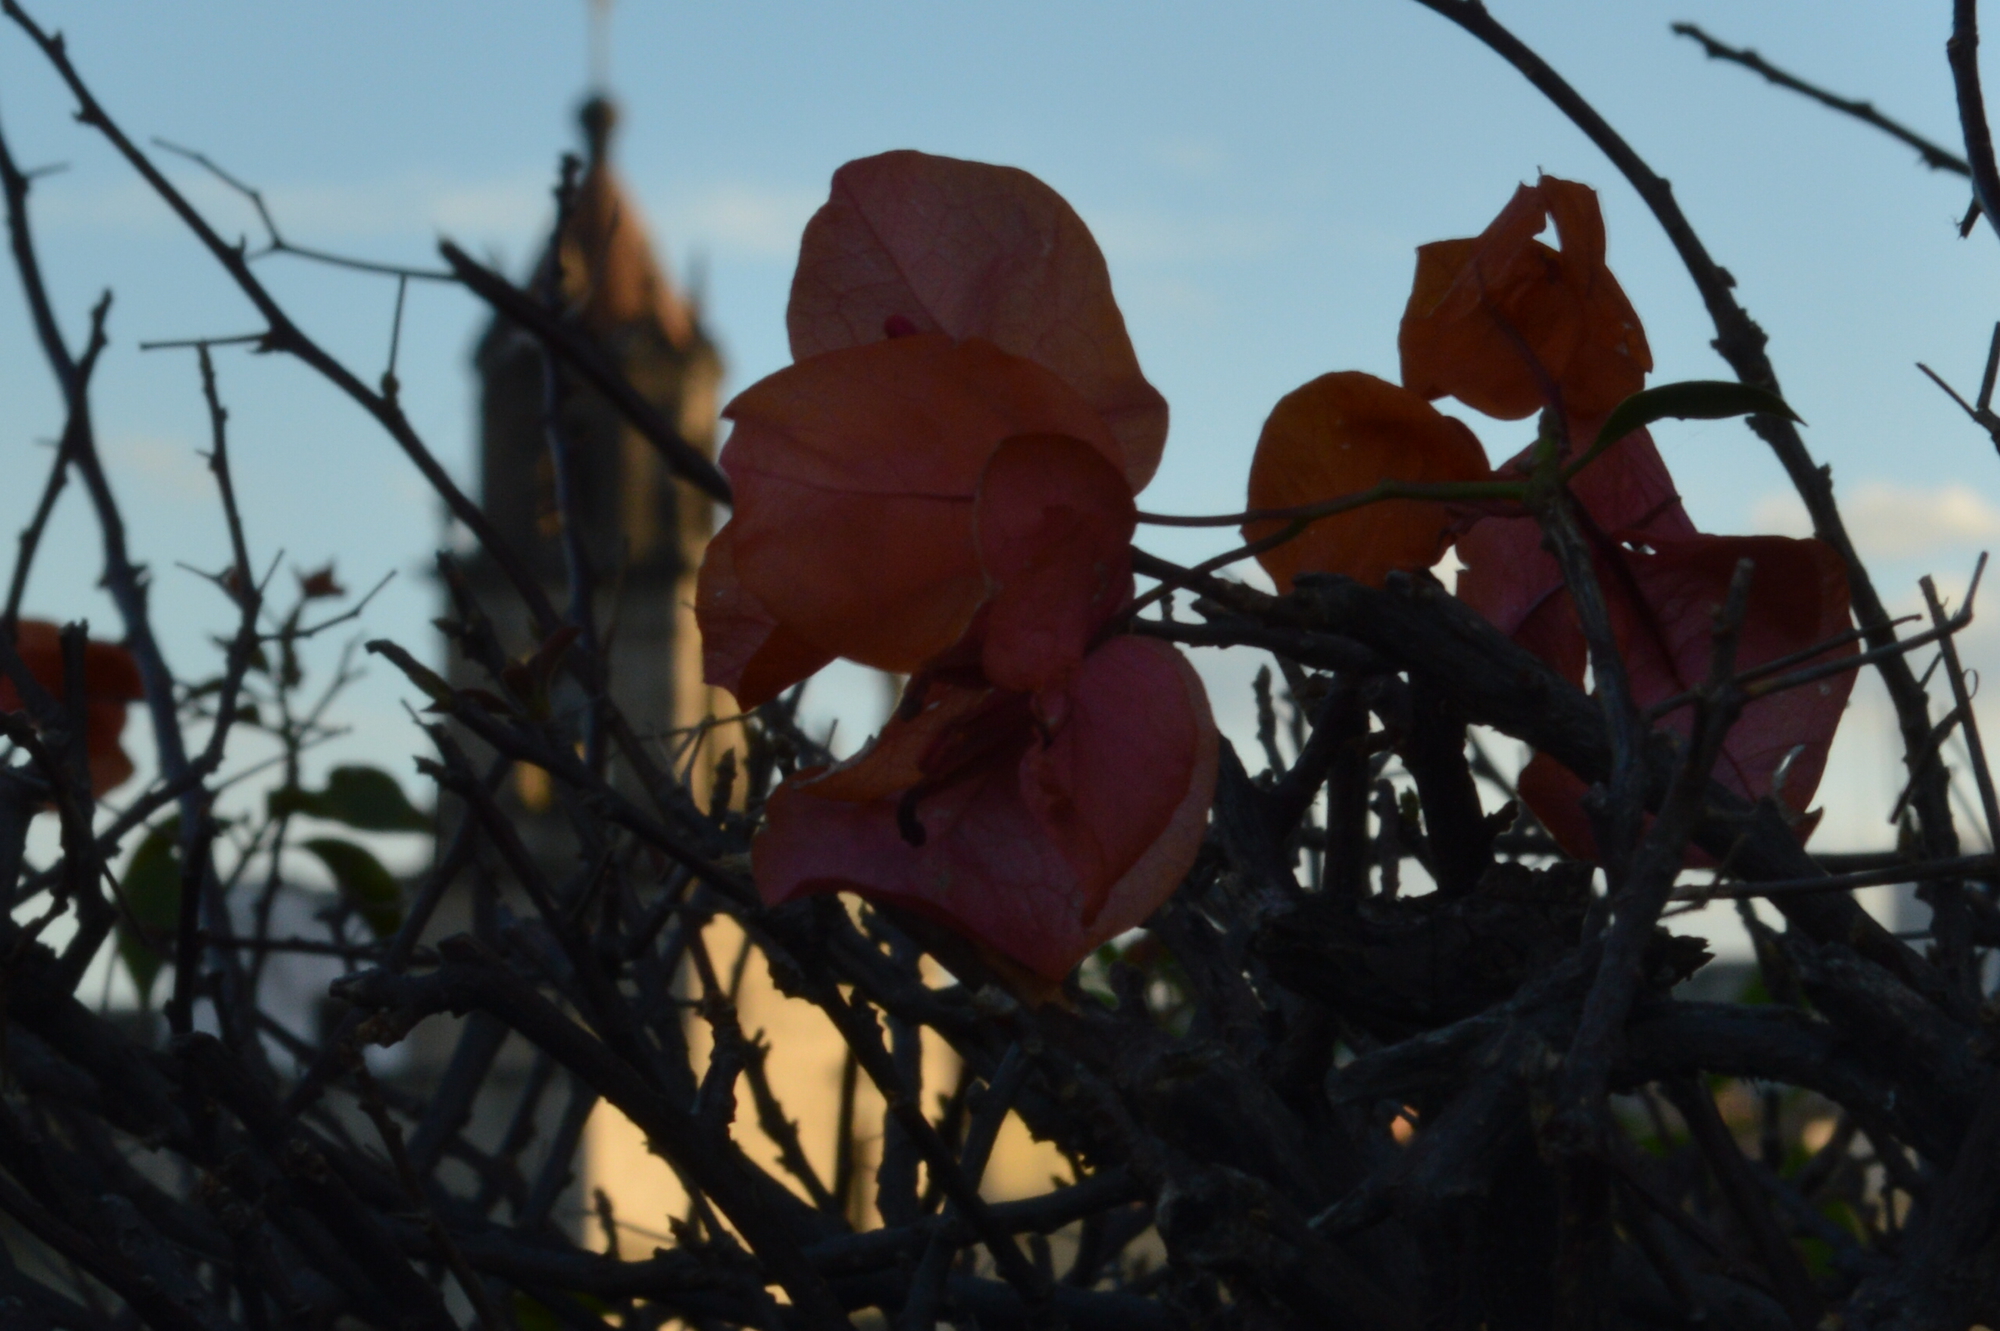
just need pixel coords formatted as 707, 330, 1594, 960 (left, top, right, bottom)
469, 92, 722, 588
550, 94, 695, 349
580, 92, 616, 166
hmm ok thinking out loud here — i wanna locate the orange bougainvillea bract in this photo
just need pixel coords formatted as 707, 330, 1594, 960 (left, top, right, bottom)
1399, 175, 1651, 422
713, 334, 1123, 691
1244, 371, 1490, 592
1241, 175, 1853, 853
697, 151, 1217, 981
788, 149, 1169, 486
0, 620, 144, 796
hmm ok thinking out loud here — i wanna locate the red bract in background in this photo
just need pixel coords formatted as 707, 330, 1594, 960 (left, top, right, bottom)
755, 637, 1217, 981
1515, 535, 1857, 858
1, 620, 144, 796
1454, 422, 1697, 645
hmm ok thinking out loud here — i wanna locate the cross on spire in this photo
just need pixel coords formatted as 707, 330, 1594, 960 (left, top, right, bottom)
588, 0, 615, 94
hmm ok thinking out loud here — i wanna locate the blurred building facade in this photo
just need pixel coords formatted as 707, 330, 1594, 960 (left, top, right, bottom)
436, 97, 1061, 1249
456, 93, 724, 828
423, 94, 733, 1235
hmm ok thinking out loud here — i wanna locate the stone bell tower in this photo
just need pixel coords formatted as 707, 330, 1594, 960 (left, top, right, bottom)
454, 95, 725, 827
404, 97, 725, 1234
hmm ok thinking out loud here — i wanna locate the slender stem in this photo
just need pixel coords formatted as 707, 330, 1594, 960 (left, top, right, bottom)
1923, 574, 2000, 852
1906, 576, 1984, 1007
1135, 478, 1524, 528
440, 240, 731, 504
1556, 559, 1751, 1132
196, 347, 256, 606
1951, 0, 2000, 242
1120, 476, 1526, 629
1674, 22, 1972, 176
1670, 850, 2000, 904
351, 1063, 508, 1331
1527, 441, 1645, 865
1643, 606, 1937, 721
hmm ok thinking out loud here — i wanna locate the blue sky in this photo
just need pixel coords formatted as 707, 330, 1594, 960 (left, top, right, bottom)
1, 2, 1996, 917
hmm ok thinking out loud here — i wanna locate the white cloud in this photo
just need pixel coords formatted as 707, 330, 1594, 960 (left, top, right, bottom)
1751, 481, 2000, 560
265, 172, 551, 242
661, 183, 821, 261
404, 176, 551, 239
28, 176, 159, 234
1088, 209, 1285, 266
34, 168, 550, 246
1746, 490, 1810, 537
31, 164, 1276, 277
1119, 275, 1220, 319
1146, 136, 1226, 178
106, 433, 211, 501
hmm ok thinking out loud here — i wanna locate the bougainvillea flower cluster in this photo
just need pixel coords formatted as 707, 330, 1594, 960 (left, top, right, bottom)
698, 151, 1218, 980
1248, 175, 1855, 857
1, 619, 144, 796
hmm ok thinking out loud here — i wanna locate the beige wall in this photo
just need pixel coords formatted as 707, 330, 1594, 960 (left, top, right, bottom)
594, 552, 1070, 1254
582, 912, 1067, 1250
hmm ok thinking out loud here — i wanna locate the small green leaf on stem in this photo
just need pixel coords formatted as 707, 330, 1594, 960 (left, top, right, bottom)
116, 819, 181, 1003
1572, 380, 1801, 480
268, 765, 430, 832
300, 837, 404, 937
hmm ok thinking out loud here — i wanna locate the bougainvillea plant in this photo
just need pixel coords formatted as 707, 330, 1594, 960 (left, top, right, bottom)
1245, 174, 1855, 858
19, 5, 2000, 1322
1, 619, 144, 796
699, 155, 1851, 979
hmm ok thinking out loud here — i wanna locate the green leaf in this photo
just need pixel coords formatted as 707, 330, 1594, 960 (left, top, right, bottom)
1591, 379, 1802, 457
318, 765, 429, 831
116, 819, 181, 1004
300, 837, 404, 938
268, 766, 430, 832
511, 1296, 562, 1331
511, 1291, 610, 1331
266, 785, 317, 821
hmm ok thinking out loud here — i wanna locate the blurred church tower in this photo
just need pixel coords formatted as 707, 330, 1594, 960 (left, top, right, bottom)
439, 94, 1065, 1247
453, 95, 724, 836
418, 101, 727, 1231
